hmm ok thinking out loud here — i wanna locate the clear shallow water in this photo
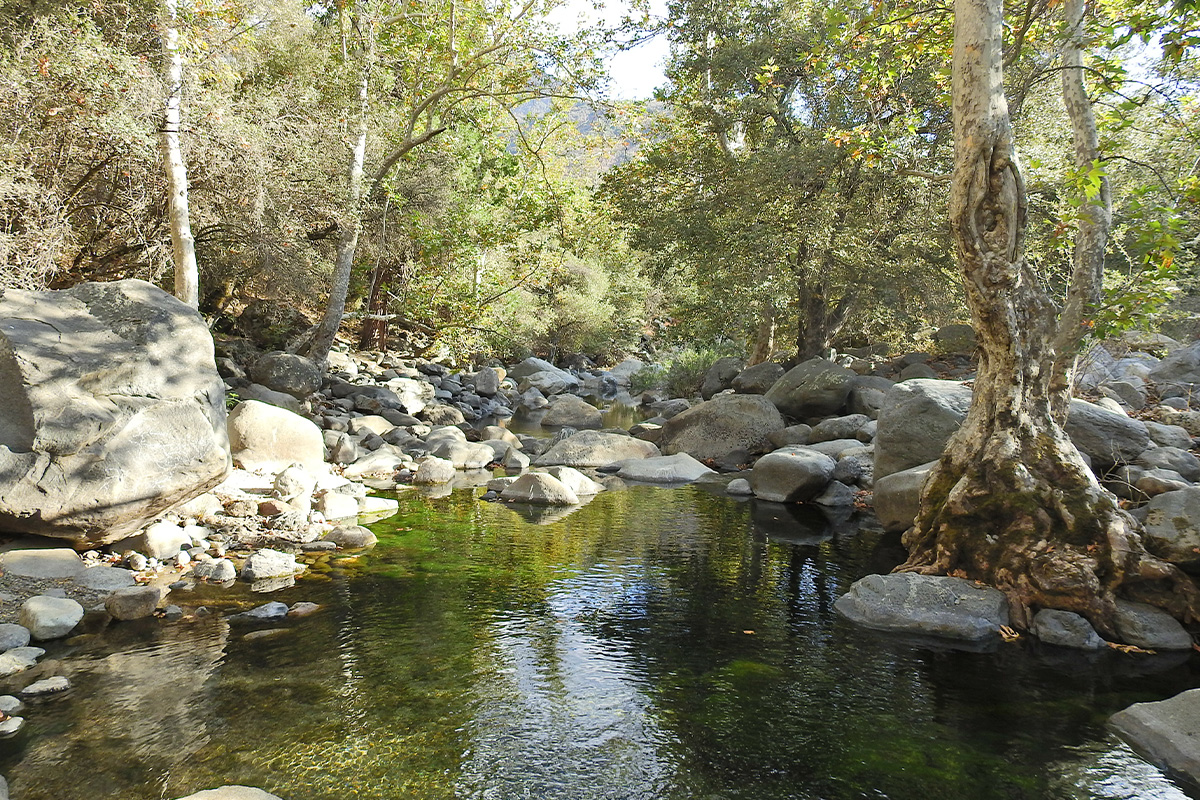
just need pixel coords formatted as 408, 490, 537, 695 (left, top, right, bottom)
3, 486, 1199, 800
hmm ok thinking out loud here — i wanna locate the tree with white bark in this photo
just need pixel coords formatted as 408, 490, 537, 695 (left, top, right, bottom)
898, 0, 1199, 632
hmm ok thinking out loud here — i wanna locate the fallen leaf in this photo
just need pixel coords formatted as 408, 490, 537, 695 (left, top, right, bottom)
999, 625, 1020, 642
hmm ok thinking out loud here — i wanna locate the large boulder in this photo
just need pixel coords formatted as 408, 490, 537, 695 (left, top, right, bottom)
874, 380, 972, 480
1149, 340, 1200, 396
750, 446, 836, 503
872, 461, 937, 532
764, 358, 855, 419
1063, 399, 1149, 468
500, 472, 580, 506
1110, 689, 1200, 787
227, 400, 325, 473
541, 395, 602, 429
834, 573, 1009, 642
248, 351, 322, 399
535, 431, 659, 468
700, 356, 744, 400
733, 361, 785, 395
616, 453, 716, 483
658, 394, 785, 462
1143, 487, 1200, 572
0, 279, 231, 545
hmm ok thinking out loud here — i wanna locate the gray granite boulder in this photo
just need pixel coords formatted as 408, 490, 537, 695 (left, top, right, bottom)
1149, 340, 1200, 396
1031, 609, 1105, 649
616, 453, 716, 483
541, 394, 602, 429
0, 279, 231, 545
765, 358, 855, 419
104, 586, 162, 620
248, 351, 322, 399
500, 473, 580, 506
874, 380, 972, 480
18, 595, 84, 640
240, 549, 299, 582
535, 431, 659, 468
1063, 399, 1150, 468
733, 361, 785, 395
834, 573, 1009, 641
0, 548, 84, 579
412, 456, 456, 485
1110, 689, 1200, 789
1114, 599, 1193, 650
701, 356, 744, 399
1137, 447, 1200, 482
1142, 487, 1200, 571
872, 461, 937, 532
659, 394, 784, 462
749, 446, 836, 503
228, 400, 325, 473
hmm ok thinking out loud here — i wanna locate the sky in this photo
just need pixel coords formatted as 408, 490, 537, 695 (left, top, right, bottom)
547, 0, 671, 100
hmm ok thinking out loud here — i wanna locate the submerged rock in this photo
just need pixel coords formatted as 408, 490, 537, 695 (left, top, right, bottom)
172, 787, 284, 800
834, 573, 1009, 642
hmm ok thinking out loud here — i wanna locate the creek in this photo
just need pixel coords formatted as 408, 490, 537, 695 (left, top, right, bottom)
2, 485, 1196, 800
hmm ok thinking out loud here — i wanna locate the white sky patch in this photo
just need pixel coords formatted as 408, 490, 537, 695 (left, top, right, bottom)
548, 0, 670, 100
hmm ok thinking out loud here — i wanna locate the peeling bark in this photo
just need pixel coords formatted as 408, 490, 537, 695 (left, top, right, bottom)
161, 0, 198, 308
898, 0, 1198, 634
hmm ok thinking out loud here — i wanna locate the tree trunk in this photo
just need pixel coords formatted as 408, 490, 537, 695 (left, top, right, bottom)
304, 27, 372, 366
748, 301, 776, 365
795, 268, 853, 361
161, 0, 198, 308
898, 0, 1197, 633
358, 260, 392, 351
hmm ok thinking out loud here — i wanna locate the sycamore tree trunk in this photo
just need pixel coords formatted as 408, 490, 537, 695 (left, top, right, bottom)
161, 0, 198, 308
898, 0, 1197, 633
795, 265, 854, 361
749, 300, 777, 366
304, 32, 372, 366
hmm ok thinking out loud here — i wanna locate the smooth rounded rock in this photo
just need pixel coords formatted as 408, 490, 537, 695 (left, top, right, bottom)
1032, 609, 1105, 650
834, 573, 1009, 642
749, 446, 835, 503
172, 787, 284, 800
0, 624, 30, 652
0, 549, 84, 579
534, 431, 659, 468
239, 549, 298, 582
227, 400, 326, 473
658, 394, 784, 463
18, 595, 84, 640
500, 473, 580, 506
104, 586, 162, 621
322, 525, 378, 549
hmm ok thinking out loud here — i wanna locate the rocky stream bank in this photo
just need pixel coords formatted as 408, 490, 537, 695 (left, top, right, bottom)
6, 281, 1200, 794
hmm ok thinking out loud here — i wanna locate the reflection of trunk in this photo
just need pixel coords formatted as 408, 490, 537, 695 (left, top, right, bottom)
161, 0, 198, 308
795, 267, 854, 361
899, 0, 1197, 633
748, 302, 776, 365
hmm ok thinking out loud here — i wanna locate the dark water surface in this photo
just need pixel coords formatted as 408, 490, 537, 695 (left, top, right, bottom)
4, 486, 1198, 800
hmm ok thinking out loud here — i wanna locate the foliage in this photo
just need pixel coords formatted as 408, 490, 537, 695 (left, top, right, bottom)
628, 344, 737, 397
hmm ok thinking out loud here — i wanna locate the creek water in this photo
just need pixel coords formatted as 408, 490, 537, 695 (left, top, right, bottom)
4, 485, 1198, 800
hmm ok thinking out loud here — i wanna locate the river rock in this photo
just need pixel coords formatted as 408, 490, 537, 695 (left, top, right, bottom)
0, 647, 42, 679
810, 414, 871, 443
194, 558, 237, 582
847, 375, 895, 419
0, 548, 84, 579
834, 573, 1009, 641
500, 473, 580, 506
535, 431, 659, 468
749, 446, 836, 503
231, 601, 289, 621
1031, 609, 1105, 649
933, 323, 976, 354
1145, 421, 1193, 450
172, 787, 284, 800
227, 400, 325, 473
541, 395, 603, 429
1138, 447, 1200, 482
240, 549, 298, 582
765, 358, 855, 419
430, 440, 495, 469
659, 394, 784, 462
1110, 689, 1200, 788
0, 279, 231, 545
323, 525, 378, 549
472, 367, 502, 396
19, 595, 84, 640
874, 380, 972, 480
248, 352, 322, 399
1149, 340, 1200, 396
0, 624, 30, 651
413, 456, 456, 484
17, 675, 70, 698
701, 356, 745, 399
616, 453, 716, 483
104, 586, 162, 620
1114, 599, 1193, 650
1142, 487, 1200, 571
1063, 399, 1150, 468
733, 361, 784, 395
872, 461, 937, 532
540, 466, 605, 496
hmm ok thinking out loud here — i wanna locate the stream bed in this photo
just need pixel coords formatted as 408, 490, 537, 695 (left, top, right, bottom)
3, 485, 1197, 799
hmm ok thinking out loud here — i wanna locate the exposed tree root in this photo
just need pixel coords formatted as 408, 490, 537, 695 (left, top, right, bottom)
897, 424, 1200, 637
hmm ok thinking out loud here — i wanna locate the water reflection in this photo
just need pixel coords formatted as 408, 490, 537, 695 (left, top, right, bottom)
0, 487, 1197, 800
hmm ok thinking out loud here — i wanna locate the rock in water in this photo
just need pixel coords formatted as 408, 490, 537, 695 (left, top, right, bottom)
172, 787, 284, 800
0, 279, 231, 545
834, 573, 1009, 642
1110, 689, 1200, 788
